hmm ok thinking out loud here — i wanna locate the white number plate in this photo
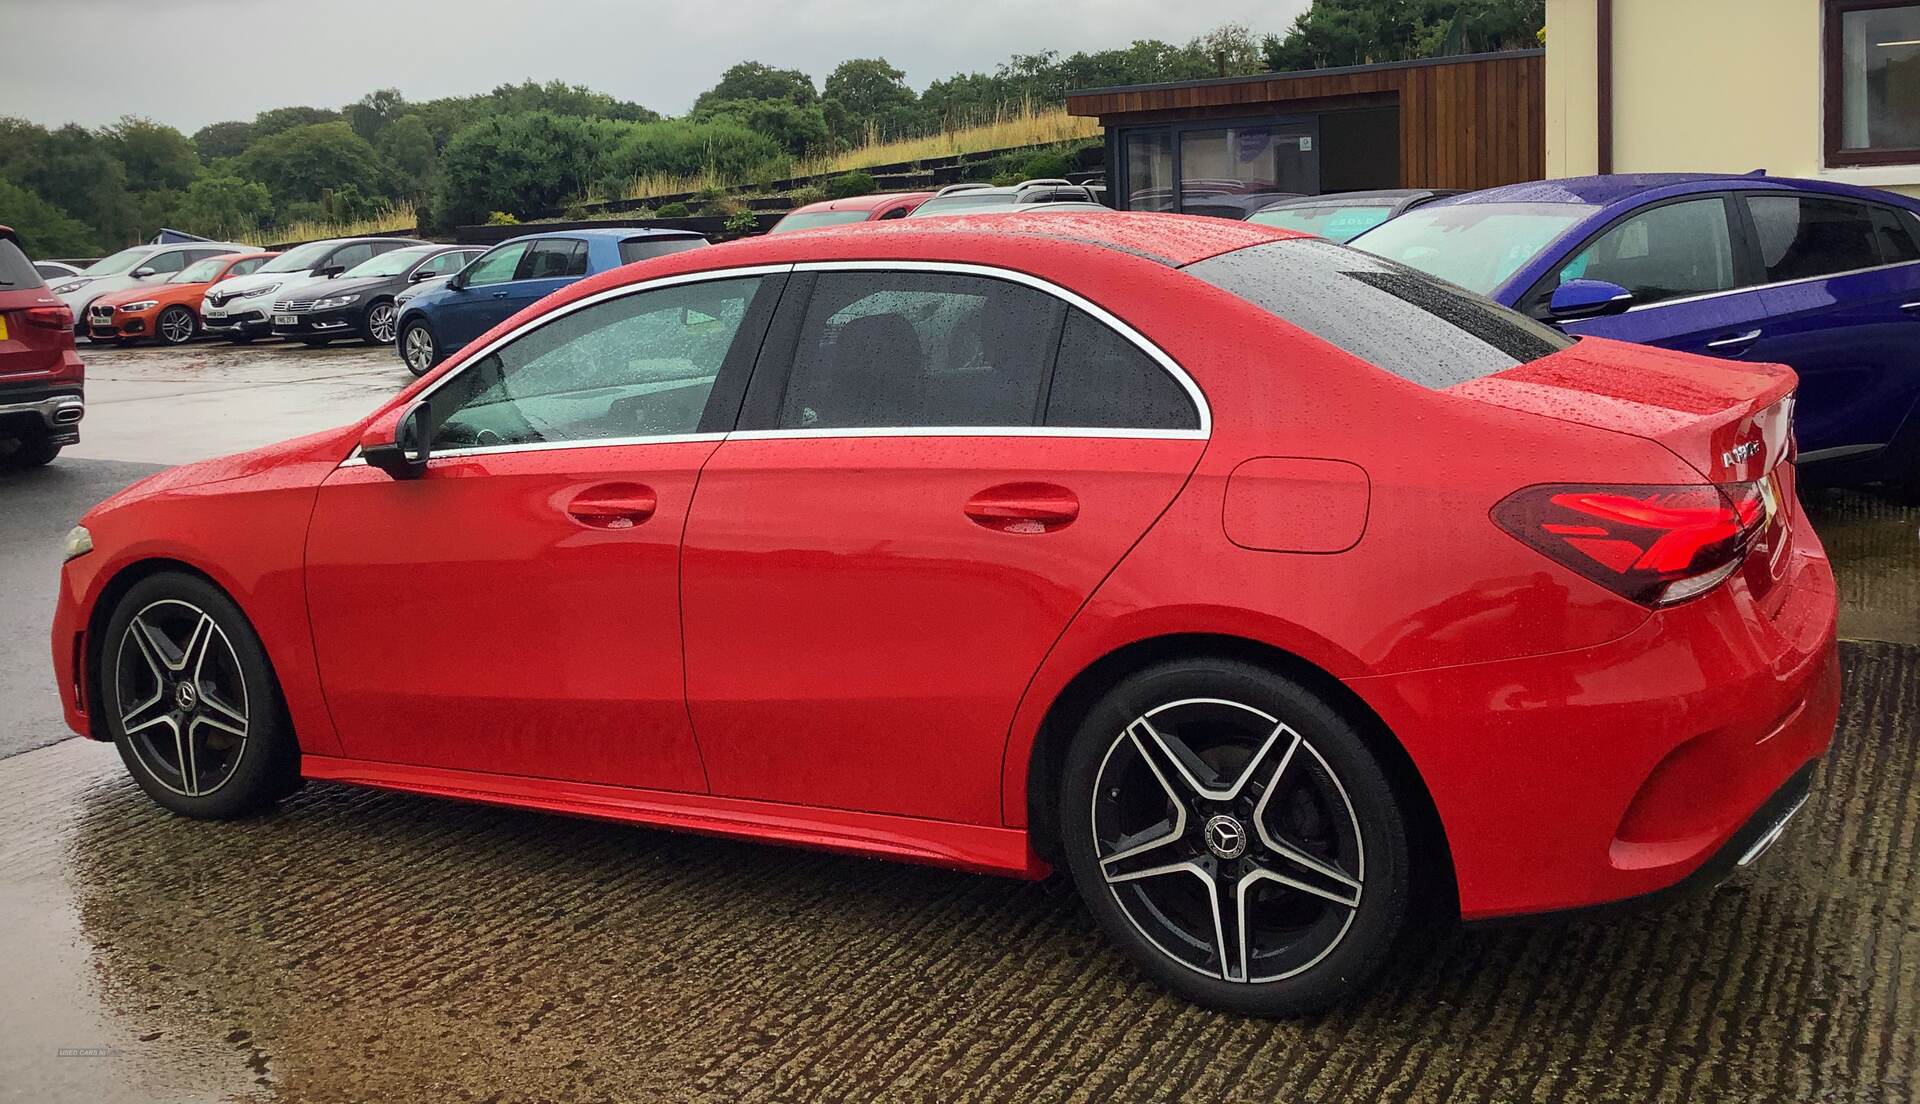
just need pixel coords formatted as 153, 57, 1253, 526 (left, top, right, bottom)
273, 314, 296, 326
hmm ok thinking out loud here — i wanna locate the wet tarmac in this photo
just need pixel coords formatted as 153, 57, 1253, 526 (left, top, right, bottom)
2, 340, 1918, 1101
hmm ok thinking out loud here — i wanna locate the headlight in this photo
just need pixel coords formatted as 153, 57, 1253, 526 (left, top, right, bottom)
119, 300, 158, 312
311, 293, 360, 310
239, 283, 280, 298
62, 525, 93, 561
52, 279, 92, 295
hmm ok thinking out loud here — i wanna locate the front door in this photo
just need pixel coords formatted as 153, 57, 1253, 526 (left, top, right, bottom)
439, 239, 531, 349
305, 271, 781, 789
680, 268, 1208, 825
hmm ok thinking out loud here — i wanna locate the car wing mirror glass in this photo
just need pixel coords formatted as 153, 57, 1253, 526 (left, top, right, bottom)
1548, 279, 1634, 321
362, 401, 430, 479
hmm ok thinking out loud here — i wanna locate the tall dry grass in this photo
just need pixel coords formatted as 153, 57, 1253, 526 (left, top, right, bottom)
227, 202, 420, 247
619, 104, 1099, 202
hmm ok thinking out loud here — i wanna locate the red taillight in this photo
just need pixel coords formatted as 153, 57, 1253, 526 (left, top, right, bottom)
1493, 481, 1770, 606
25, 305, 73, 330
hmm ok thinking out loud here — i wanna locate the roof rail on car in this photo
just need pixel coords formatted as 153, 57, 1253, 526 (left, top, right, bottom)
933, 182, 996, 197
1013, 178, 1073, 191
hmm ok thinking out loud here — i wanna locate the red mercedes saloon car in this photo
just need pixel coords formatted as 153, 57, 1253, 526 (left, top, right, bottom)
51, 214, 1838, 1016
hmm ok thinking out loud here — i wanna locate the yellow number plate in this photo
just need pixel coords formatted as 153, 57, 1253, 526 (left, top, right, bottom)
0, 315, 9, 341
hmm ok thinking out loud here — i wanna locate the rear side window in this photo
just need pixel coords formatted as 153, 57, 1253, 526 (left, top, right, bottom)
0, 239, 44, 288
1746, 195, 1885, 281
1046, 309, 1198, 430
618, 237, 706, 266
1184, 238, 1572, 390
1557, 197, 1735, 305
1874, 206, 1920, 265
777, 271, 1062, 430
524, 239, 585, 279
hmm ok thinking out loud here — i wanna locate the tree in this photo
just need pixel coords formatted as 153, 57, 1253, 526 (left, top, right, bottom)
693, 98, 830, 158
18, 125, 140, 247
377, 114, 438, 195
693, 62, 818, 112
596, 120, 786, 197
1190, 23, 1267, 77
346, 88, 408, 142
1262, 0, 1543, 72
251, 105, 342, 138
176, 174, 273, 241
822, 58, 917, 143
103, 116, 200, 192
436, 111, 633, 226
482, 80, 658, 122
191, 120, 254, 162
237, 122, 393, 207
0, 177, 98, 255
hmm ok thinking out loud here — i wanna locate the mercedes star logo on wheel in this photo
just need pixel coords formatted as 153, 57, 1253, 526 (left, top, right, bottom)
1204, 814, 1247, 860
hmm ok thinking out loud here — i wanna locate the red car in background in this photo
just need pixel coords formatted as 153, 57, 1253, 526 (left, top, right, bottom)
88, 251, 278, 345
765, 190, 933, 233
0, 225, 82, 468
52, 214, 1838, 1015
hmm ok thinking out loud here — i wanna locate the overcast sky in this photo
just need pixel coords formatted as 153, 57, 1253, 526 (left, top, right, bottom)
0, 0, 1308, 133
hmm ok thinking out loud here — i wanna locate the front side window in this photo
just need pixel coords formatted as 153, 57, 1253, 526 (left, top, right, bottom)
413, 251, 473, 279
429, 276, 763, 451
142, 250, 191, 275
326, 243, 377, 272
1184, 237, 1573, 391
1747, 194, 1889, 281
462, 241, 530, 288
1553, 198, 1735, 306
1827, 1, 1920, 166
777, 272, 1062, 430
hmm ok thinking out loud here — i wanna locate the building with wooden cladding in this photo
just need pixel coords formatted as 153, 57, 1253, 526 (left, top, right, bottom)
1066, 50, 1545, 216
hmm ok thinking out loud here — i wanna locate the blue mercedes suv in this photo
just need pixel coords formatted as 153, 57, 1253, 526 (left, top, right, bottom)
394, 227, 706, 375
1353, 174, 1920, 495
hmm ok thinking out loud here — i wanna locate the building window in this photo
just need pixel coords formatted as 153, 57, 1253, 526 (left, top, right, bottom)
1826, 0, 1920, 167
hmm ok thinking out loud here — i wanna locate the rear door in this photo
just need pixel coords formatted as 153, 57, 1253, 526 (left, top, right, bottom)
679, 266, 1208, 825
1739, 192, 1920, 456
1523, 193, 1775, 358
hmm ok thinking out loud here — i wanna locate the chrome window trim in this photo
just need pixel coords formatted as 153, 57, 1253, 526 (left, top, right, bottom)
1620, 257, 1920, 314
334, 258, 1214, 471
788, 258, 1211, 439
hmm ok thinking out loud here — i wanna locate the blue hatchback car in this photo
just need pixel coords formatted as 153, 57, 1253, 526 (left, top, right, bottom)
395, 227, 706, 375
1353, 174, 1920, 494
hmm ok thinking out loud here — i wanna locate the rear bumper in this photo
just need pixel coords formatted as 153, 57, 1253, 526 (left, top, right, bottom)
1348, 502, 1841, 920
0, 385, 84, 444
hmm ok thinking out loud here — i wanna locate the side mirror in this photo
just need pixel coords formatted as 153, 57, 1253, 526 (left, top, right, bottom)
131, 266, 156, 279
408, 268, 435, 282
362, 401, 430, 479
447, 273, 467, 291
319, 264, 346, 278
1548, 279, 1635, 321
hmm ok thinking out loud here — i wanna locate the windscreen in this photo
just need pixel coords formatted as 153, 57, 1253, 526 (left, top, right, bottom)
173, 257, 230, 283
257, 240, 335, 273
1350, 202, 1594, 295
343, 245, 436, 278
80, 247, 149, 276
769, 210, 871, 233
1183, 237, 1573, 390
1248, 204, 1394, 242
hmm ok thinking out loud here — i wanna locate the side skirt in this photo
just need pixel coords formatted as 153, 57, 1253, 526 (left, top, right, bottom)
301, 755, 1049, 879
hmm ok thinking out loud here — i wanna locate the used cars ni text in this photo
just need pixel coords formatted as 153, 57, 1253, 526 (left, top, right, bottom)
1353, 173, 1920, 496
53, 214, 1837, 1015
392, 227, 705, 375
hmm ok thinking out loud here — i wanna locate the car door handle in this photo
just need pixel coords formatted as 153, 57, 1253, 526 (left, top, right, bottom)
491, 291, 509, 299
1706, 329, 1762, 352
964, 482, 1079, 533
565, 484, 657, 529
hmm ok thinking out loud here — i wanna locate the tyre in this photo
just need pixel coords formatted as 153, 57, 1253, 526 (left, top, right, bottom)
363, 299, 398, 345
400, 318, 439, 377
99, 572, 299, 819
1058, 658, 1410, 1016
156, 305, 196, 346
0, 433, 60, 469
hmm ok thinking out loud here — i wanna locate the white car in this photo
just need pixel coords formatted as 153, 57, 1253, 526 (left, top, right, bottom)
52, 241, 250, 340
201, 236, 426, 342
